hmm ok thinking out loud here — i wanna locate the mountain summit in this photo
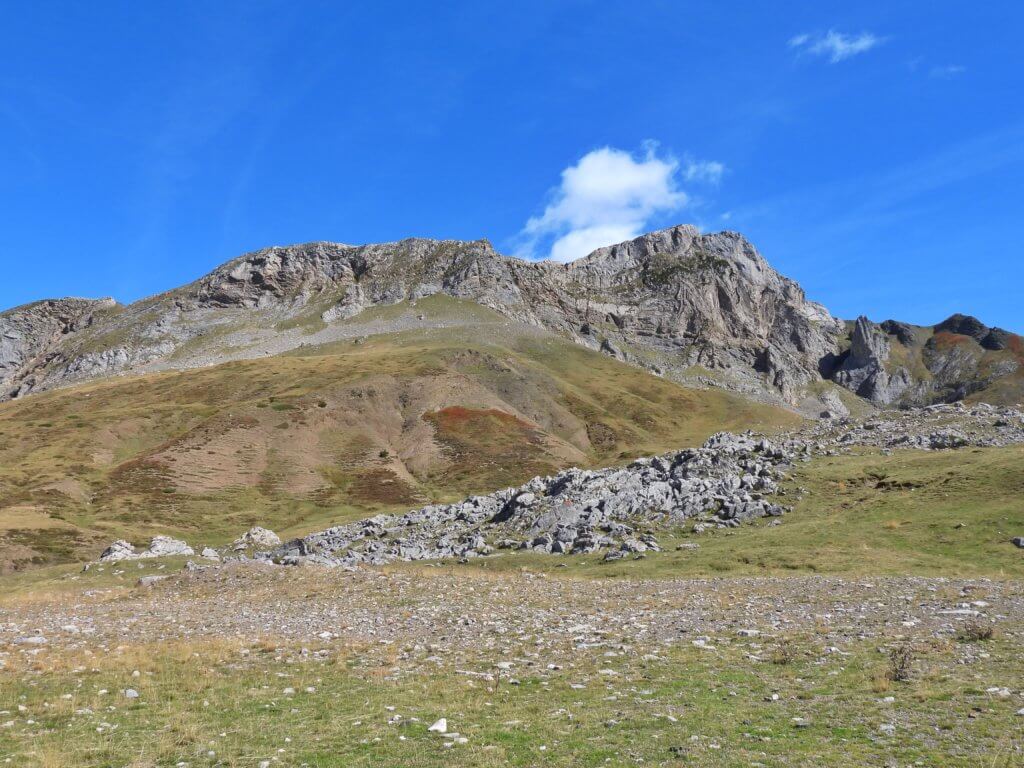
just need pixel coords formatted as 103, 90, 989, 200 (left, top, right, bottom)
1, 225, 1020, 411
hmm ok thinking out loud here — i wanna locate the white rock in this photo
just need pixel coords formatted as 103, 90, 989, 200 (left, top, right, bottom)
14, 636, 47, 645
147, 536, 194, 558
428, 718, 447, 733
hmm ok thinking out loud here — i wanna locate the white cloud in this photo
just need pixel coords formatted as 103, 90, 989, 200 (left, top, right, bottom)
518, 145, 716, 263
930, 64, 966, 79
790, 30, 882, 63
684, 159, 725, 184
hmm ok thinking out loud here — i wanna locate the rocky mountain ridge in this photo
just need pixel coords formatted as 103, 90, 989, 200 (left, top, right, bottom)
1, 225, 1020, 411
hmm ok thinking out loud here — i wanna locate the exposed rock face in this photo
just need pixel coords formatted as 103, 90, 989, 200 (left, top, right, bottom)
834, 316, 912, 405
0, 298, 117, 399
2, 227, 1020, 410
560, 228, 843, 401
828, 312, 1023, 407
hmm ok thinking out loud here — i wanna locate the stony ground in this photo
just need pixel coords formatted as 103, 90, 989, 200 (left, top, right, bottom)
3, 565, 1022, 659
2, 403, 1023, 766
2, 564, 1024, 766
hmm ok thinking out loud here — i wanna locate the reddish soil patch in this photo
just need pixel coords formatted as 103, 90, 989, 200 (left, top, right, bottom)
348, 468, 421, 506
1007, 334, 1024, 364
930, 331, 974, 351
423, 407, 556, 492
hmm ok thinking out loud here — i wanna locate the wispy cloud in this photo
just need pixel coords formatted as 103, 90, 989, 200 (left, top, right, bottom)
683, 158, 725, 184
516, 145, 721, 263
929, 64, 966, 79
789, 30, 883, 63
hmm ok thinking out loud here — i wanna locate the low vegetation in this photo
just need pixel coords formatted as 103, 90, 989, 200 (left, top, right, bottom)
0, 300, 796, 572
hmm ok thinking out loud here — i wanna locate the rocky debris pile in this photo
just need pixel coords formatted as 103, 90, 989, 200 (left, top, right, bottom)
261, 432, 797, 568
800, 402, 1024, 452
98, 536, 193, 563
255, 404, 1024, 569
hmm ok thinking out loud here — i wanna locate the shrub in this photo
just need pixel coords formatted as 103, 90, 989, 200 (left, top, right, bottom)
958, 620, 995, 642
886, 644, 914, 682
770, 644, 796, 665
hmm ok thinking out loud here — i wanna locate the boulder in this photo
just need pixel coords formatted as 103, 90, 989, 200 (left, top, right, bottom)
99, 540, 137, 562
232, 526, 282, 551
147, 536, 194, 558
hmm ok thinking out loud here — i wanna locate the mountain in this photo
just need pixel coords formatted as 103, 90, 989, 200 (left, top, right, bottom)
0, 226, 844, 407
3, 224, 1022, 570
4, 224, 1020, 413
832, 313, 1024, 406
0, 296, 797, 571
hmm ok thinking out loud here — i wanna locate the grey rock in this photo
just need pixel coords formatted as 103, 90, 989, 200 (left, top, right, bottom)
99, 540, 138, 563
97, 535, 192, 563
146, 536, 194, 558
13, 635, 47, 645
834, 316, 911, 405
231, 526, 282, 551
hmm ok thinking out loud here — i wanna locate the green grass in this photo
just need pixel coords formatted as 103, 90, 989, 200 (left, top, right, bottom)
2, 631, 1021, 766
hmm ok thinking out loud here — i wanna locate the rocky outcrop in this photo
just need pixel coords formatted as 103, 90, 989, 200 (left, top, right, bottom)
833, 316, 912, 405
0, 298, 117, 399
828, 312, 1023, 407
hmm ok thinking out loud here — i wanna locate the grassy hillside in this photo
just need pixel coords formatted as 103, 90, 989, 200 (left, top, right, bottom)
0, 298, 798, 571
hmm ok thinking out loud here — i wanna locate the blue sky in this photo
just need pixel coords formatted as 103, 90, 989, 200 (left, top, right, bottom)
2, 1, 1022, 331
